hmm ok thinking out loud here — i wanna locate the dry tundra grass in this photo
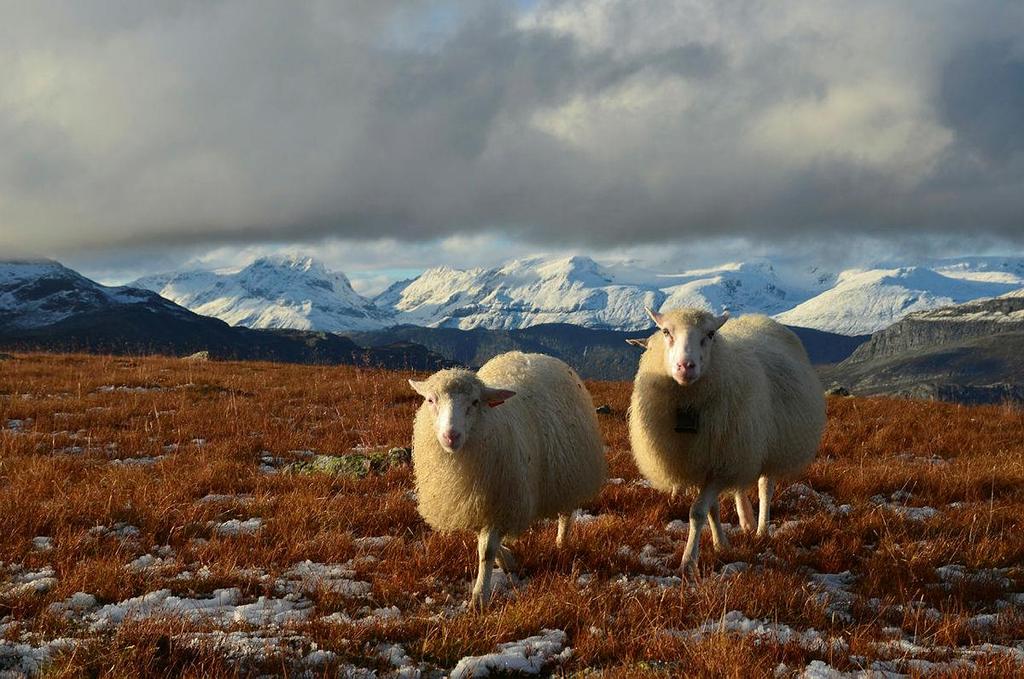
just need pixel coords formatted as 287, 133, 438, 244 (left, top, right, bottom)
1, 352, 1023, 677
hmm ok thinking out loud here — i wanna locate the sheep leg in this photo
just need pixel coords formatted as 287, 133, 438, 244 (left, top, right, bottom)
680, 485, 720, 576
670, 485, 680, 501
708, 497, 730, 551
556, 512, 574, 548
471, 529, 502, 612
735, 491, 755, 532
757, 476, 775, 537
495, 544, 518, 573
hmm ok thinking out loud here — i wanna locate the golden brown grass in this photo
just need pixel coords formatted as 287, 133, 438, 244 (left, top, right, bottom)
1, 352, 1023, 677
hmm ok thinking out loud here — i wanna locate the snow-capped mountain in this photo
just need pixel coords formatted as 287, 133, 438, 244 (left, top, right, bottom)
375, 256, 662, 330
132, 255, 389, 332
0, 259, 192, 329
123, 253, 1024, 336
774, 266, 1023, 335
656, 261, 829, 318
373, 256, 822, 331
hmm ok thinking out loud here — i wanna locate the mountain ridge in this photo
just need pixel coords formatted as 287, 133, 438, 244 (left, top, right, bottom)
0, 260, 448, 370
822, 293, 1024, 403
132, 254, 1024, 336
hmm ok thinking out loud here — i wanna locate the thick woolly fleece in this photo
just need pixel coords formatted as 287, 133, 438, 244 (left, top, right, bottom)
412, 352, 607, 537
629, 311, 825, 493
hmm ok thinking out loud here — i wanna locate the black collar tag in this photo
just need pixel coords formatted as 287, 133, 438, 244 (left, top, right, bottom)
675, 406, 700, 433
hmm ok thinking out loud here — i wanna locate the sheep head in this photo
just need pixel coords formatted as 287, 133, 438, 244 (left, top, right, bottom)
409, 370, 516, 452
644, 306, 729, 386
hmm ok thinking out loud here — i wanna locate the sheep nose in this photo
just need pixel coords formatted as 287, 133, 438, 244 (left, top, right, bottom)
677, 360, 696, 371
442, 430, 461, 447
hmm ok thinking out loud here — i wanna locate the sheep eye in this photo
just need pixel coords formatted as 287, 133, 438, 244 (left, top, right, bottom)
707, 330, 715, 339
472, 399, 479, 407
662, 329, 671, 338
427, 397, 435, 404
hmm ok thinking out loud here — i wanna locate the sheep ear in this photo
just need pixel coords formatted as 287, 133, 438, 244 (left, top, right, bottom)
713, 311, 730, 330
645, 306, 664, 328
408, 379, 430, 397
626, 338, 649, 348
481, 386, 516, 408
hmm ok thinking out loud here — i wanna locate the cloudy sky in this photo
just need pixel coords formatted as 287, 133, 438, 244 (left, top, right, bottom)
2, 1, 1023, 288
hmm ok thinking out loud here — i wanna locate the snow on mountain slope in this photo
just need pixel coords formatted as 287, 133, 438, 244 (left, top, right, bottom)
774, 267, 1022, 335
377, 257, 831, 331
927, 256, 1024, 286
133, 255, 389, 332
378, 256, 663, 330
657, 261, 814, 317
123, 253, 1024, 335
0, 260, 190, 329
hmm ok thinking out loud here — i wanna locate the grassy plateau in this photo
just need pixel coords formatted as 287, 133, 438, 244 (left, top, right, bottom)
1, 353, 1023, 677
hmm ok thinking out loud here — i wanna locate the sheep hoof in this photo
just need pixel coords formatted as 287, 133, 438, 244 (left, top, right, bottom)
680, 559, 699, 581
495, 545, 518, 573
470, 591, 489, 612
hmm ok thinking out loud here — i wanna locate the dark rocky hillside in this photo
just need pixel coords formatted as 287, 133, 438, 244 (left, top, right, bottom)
348, 323, 866, 380
823, 294, 1024, 404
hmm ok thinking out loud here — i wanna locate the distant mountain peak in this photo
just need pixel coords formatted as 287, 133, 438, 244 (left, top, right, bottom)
132, 255, 387, 332
1, 259, 185, 330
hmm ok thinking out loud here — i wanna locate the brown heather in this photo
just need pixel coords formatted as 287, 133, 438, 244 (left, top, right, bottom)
0, 352, 1022, 677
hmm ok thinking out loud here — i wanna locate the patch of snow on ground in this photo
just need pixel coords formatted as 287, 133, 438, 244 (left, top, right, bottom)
351, 535, 396, 549
449, 629, 571, 678
259, 453, 283, 473
967, 613, 1000, 629
720, 562, 749, 576
126, 554, 176, 572
281, 561, 372, 598
935, 563, 1012, 589
48, 592, 98, 619
110, 455, 166, 466
88, 523, 140, 540
870, 493, 939, 521
891, 505, 939, 521
2, 567, 57, 597
179, 630, 319, 667
0, 637, 76, 676
809, 571, 858, 624
377, 642, 421, 677
613, 573, 683, 589
198, 493, 254, 504
5, 419, 31, 432
95, 385, 166, 393
685, 610, 847, 654
800, 660, 894, 678
31, 537, 52, 552
89, 588, 313, 630
781, 482, 852, 516
210, 518, 262, 536
321, 605, 402, 626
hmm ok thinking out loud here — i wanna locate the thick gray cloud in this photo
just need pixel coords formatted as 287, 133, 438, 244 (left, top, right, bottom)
2, 0, 1023, 256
